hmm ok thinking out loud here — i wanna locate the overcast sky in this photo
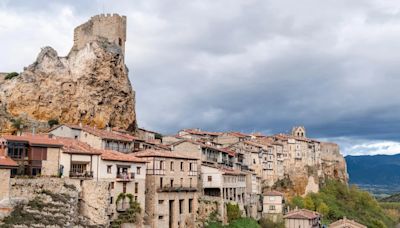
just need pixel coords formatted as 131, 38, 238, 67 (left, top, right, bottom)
1, 0, 400, 155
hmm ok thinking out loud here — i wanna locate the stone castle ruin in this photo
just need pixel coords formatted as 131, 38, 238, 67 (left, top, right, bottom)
0, 14, 137, 133
72, 14, 127, 55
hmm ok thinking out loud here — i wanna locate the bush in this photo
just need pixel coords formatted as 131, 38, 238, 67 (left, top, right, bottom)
48, 119, 59, 128
226, 203, 241, 223
259, 217, 284, 228
5, 72, 19, 80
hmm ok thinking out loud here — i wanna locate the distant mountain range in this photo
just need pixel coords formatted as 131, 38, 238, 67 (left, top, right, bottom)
345, 154, 400, 195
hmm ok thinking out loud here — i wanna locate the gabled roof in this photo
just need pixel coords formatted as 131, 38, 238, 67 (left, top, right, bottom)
0, 156, 17, 167
264, 190, 284, 197
283, 208, 320, 220
224, 132, 250, 138
329, 217, 366, 228
56, 137, 102, 155
2, 135, 63, 147
52, 124, 137, 142
133, 149, 198, 160
101, 150, 146, 163
180, 129, 221, 137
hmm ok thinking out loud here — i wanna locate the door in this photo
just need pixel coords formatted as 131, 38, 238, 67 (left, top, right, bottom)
169, 200, 174, 228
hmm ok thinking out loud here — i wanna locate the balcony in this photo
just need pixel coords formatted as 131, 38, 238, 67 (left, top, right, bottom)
157, 186, 197, 193
69, 171, 93, 179
116, 172, 135, 181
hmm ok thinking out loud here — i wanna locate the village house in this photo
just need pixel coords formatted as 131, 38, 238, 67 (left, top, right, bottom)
177, 128, 221, 142
171, 140, 236, 168
262, 190, 284, 222
137, 128, 160, 143
133, 149, 199, 228
0, 138, 17, 208
329, 217, 367, 228
283, 208, 321, 228
1, 135, 63, 177
201, 164, 247, 221
215, 132, 252, 147
49, 124, 137, 153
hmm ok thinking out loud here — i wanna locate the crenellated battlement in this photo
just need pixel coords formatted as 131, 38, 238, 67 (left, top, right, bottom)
72, 13, 127, 55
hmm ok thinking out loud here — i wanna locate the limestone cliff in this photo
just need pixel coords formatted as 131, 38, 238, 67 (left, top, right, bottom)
0, 14, 136, 133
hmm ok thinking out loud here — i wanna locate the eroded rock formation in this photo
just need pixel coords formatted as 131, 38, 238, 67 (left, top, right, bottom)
0, 14, 136, 133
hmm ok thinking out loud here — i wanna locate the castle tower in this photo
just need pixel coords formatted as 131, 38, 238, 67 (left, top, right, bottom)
72, 13, 127, 55
291, 126, 306, 138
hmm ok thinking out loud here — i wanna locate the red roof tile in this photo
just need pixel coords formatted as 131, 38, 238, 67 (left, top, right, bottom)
56, 137, 102, 155
58, 124, 137, 142
0, 156, 17, 167
2, 135, 63, 147
264, 190, 284, 196
101, 150, 146, 163
181, 129, 222, 137
133, 149, 198, 160
283, 209, 320, 219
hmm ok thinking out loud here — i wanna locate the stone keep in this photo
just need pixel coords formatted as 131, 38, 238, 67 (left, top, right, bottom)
72, 14, 127, 55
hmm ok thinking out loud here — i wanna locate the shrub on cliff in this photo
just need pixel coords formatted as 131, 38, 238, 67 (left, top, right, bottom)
5, 72, 19, 80
48, 118, 59, 128
288, 180, 396, 228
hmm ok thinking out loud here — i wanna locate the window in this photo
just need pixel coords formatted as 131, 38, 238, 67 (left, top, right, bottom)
170, 179, 174, 187
180, 162, 184, 171
159, 200, 164, 204
208, 176, 212, 182
179, 199, 184, 214
74, 135, 78, 139
160, 177, 163, 188
71, 163, 87, 173
135, 182, 138, 194
170, 161, 174, 171
269, 196, 275, 201
107, 165, 112, 174
110, 197, 113, 204
188, 199, 193, 213
159, 161, 164, 170
110, 182, 114, 190
253, 159, 256, 164
180, 178, 183, 187
123, 183, 127, 193
137, 167, 141, 175
158, 216, 164, 220
189, 163, 193, 171
135, 196, 138, 201
269, 205, 276, 210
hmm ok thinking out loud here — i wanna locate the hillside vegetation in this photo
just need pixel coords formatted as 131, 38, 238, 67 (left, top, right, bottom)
289, 180, 397, 228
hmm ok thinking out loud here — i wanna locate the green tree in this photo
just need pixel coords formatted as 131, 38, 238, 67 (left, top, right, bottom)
291, 195, 305, 209
317, 202, 329, 216
226, 203, 241, 222
11, 118, 24, 132
304, 195, 315, 210
48, 119, 59, 128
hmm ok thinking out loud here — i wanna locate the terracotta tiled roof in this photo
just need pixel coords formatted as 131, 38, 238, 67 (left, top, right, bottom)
225, 132, 250, 138
0, 156, 17, 167
264, 190, 284, 196
2, 135, 63, 147
181, 129, 222, 137
101, 150, 146, 163
329, 217, 366, 228
283, 209, 320, 219
133, 149, 198, 160
56, 124, 137, 142
56, 137, 102, 155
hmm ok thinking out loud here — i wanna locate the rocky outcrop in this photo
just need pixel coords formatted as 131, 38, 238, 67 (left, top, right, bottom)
0, 14, 136, 133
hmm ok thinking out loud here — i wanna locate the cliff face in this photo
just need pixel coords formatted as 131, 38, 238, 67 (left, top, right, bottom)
0, 14, 136, 133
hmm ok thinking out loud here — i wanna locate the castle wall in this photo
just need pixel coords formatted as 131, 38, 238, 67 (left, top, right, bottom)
72, 14, 127, 55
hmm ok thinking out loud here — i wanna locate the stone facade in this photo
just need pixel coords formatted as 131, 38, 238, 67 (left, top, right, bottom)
134, 150, 199, 228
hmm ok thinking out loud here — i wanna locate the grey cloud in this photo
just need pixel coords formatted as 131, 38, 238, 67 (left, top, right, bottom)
1, 0, 400, 155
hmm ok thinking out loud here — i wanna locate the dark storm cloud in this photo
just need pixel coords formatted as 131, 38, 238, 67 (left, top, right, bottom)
2, 0, 400, 154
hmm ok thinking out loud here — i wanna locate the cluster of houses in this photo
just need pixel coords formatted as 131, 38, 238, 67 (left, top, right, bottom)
0, 124, 365, 228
